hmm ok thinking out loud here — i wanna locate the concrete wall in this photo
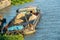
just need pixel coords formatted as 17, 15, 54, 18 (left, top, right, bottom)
0, 0, 11, 9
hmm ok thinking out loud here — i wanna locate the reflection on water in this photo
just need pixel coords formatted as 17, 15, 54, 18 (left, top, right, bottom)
0, 0, 60, 40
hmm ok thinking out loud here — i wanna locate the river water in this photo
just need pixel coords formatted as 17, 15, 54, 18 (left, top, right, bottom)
0, 0, 60, 40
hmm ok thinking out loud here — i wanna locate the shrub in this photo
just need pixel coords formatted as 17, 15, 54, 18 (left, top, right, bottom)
11, 0, 33, 5
0, 34, 24, 40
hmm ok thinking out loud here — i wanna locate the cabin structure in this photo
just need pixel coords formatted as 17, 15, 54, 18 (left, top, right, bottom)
0, 0, 11, 9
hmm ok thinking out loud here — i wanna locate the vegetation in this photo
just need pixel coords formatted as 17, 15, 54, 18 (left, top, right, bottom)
0, 34, 24, 40
11, 0, 33, 5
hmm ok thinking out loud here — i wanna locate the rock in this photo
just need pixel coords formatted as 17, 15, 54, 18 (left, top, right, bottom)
0, 0, 11, 9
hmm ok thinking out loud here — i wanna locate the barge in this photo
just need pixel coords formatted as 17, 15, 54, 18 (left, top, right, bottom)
2, 6, 41, 35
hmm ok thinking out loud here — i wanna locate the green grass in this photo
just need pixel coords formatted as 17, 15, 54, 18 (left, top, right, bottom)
0, 34, 24, 40
11, 0, 33, 5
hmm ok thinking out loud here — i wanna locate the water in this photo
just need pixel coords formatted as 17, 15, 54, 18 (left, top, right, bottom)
0, 0, 60, 40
